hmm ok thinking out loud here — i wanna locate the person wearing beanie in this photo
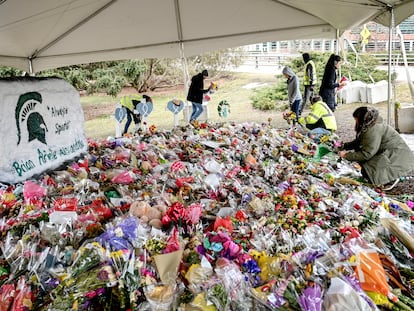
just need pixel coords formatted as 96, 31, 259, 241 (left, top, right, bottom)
187, 69, 213, 125
282, 66, 302, 120
339, 106, 414, 190
300, 52, 317, 114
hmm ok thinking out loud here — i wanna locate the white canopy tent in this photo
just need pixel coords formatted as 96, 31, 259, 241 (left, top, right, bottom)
1, 0, 414, 124
0, 0, 413, 73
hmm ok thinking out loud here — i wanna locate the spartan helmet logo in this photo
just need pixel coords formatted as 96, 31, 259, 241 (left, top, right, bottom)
15, 92, 48, 145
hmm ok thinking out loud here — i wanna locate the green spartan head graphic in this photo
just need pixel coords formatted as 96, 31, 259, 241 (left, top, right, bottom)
15, 92, 48, 145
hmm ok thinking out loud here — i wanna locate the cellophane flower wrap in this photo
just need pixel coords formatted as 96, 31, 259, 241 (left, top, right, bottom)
49, 264, 118, 310
298, 284, 323, 311
96, 216, 140, 251
215, 258, 254, 309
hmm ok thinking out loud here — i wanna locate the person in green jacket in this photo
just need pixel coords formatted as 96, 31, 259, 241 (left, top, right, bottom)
339, 106, 414, 190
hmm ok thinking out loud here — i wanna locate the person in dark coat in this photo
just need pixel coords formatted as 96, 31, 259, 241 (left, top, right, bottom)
319, 54, 346, 111
300, 52, 317, 114
339, 106, 414, 190
186, 69, 213, 125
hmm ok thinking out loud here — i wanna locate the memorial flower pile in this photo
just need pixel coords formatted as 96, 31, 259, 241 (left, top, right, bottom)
0, 121, 413, 310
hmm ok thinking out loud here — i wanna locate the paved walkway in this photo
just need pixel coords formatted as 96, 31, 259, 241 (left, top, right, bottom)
233, 64, 414, 152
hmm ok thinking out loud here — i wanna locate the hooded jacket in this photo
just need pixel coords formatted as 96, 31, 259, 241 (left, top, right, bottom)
282, 67, 302, 105
344, 115, 414, 185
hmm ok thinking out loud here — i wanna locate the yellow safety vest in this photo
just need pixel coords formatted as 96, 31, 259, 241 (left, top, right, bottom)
119, 94, 142, 111
298, 100, 337, 131
303, 60, 316, 86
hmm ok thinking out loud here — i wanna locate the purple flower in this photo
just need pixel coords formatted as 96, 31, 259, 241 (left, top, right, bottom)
45, 277, 60, 289
97, 269, 109, 281
97, 217, 139, 250
242, 259, 261, 274
96, 288, 106, 296
305, 251, 323, 264
277, 181, 290, 190
222, 240, 241, 258
268, 293, 286, 308
298, 284, 322, 311
196, 244, 206, 256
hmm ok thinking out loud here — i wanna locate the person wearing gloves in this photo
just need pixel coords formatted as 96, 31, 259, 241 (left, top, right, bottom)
282, 66, 302, 120
339, 106, 414, 190
187, 69, 213, 126
298, 95, 337, 132
300, 52, 317, 115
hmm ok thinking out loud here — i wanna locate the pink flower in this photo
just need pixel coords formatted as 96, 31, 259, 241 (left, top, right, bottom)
187, 203, 203, 224
84, 290, 97, 299
210, 231, 231, 244
162, 214, 172, 226
223, 240, 241, 257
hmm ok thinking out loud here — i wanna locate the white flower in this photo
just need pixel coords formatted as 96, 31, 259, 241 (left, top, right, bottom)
114, 227, 124, 237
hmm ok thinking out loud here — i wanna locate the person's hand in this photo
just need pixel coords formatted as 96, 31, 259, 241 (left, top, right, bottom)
338, 150, 347, 158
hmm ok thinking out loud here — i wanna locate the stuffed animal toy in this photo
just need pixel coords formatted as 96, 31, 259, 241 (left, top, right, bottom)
130, 201, 167, 229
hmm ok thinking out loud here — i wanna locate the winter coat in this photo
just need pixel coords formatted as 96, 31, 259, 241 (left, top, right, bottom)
319, 64, 339, 110
343, 116, 414, 185
187, 73, 209, 104
282, 67, 302, 105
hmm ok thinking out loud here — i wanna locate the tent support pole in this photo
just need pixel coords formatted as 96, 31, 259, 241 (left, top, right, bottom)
396, 25, 414, 98
174, 0, 190, 123
336, 29, 342, 106
387, 6, 394, 125
180, 42, 190, 108
28, 58, 34, 76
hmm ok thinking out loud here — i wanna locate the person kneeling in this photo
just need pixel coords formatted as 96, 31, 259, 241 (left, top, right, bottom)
298, 95, 337, 141
338, 106, 414, 190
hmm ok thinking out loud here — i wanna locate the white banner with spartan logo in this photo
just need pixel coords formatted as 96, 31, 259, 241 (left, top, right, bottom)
0, 77, 88, 184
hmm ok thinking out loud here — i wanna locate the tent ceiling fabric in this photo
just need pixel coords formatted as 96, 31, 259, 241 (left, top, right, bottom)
0, 0, 413, 72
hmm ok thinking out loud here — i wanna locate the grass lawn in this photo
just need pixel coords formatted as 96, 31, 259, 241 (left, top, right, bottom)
82, 71, 412, 139
82, 72, 280, 139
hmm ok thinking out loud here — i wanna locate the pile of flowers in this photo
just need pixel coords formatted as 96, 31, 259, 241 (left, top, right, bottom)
0, 121, 413, 310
